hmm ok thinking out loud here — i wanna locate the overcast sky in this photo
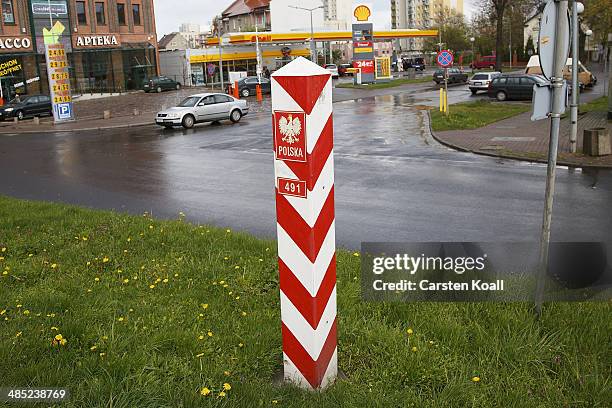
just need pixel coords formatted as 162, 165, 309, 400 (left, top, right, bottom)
153, 0, 476, 38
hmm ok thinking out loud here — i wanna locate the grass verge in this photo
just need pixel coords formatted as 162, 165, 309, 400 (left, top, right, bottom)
580, 96, 608, 114
430, 100, 531, 132
0, 196, 610, 407
336, 76, 430, 89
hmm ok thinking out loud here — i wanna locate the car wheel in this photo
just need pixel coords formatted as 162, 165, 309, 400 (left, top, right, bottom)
16, 110, 24, 120
241, 88, 250, 97
176, 83, 181, 90
470, 89, 478, 95
156, 86, 162, 93
230, 109, 242, 123
181, 114, 195, 129
496, 91, 507, 101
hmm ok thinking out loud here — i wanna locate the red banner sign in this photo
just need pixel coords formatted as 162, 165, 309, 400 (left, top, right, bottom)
353, 60, 375, 74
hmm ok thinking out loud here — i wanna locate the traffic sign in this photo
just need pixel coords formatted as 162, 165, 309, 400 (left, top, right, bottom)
538, 0, 570, 80
437, 50, 454, 68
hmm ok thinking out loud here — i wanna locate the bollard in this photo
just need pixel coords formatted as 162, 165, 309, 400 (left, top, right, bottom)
103, 110, 111, 120
439, 88, 444, 112
583, 128, 611, 156
33, 116, 40, 125
233, 81, 240, 99
271, 57, 337, 390
256, 84, 263, 102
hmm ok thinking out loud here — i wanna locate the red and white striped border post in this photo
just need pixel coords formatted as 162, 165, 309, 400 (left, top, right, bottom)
271, 57, 337, 390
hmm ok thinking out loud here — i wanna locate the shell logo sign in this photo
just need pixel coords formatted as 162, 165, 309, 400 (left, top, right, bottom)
353, 4, 371, 22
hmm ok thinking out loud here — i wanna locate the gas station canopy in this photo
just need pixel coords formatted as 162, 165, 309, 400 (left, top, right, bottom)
205, 29, 438, 46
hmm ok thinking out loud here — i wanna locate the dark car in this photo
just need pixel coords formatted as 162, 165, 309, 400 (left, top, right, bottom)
236, 76, 271, 97
488, 74, 547, 101
0, 94, 52, 121
143, 76, 182, 93
339, 63, 353, 76
433, 68, 468, 84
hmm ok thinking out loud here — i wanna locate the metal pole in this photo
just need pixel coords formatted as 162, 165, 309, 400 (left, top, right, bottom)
218, 21, 224, 91
569, 0, 579, 153
310, 10, 315, 63
535, 0, 569, 317
509, 9, 512, 70
255, 25, 261, 84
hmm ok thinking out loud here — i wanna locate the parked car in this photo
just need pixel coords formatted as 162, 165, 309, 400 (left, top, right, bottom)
471, 55, 497, 70
236, 76, 271, 97
155, 93, 248, 129
525, 55, 597, 89
324, 64, 339, 78
411, 57, 426, 71
468, 71, 502, 94
433, 68, 468, 84
144, 76, 182, 93
339, 64, 352, 76
488, 74, 547, 101
0, 94, 52, 121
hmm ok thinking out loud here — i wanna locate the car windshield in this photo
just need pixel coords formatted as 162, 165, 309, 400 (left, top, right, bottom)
472, 74, 489, 80
178, 96, 201, 107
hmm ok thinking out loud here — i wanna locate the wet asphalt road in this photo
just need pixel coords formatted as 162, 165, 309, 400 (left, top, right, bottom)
1, 94, 611, 249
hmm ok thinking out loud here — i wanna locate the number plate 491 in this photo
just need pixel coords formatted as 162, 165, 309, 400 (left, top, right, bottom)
277, 178, 307, 198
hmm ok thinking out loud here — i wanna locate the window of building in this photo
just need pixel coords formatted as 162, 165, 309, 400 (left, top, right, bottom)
132, 3, 141, 25
95, 2, 106, 25
2, 0, 15, 24
76, 1, 87, 25
117, 3, 126, 25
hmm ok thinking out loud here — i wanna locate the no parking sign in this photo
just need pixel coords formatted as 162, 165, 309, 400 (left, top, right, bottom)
437, 50, 454, 68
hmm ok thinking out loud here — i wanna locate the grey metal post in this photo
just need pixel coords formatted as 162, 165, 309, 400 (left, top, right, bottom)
569, 0, 580, 153
218, 24, 224, 90
535, 0, 570, 317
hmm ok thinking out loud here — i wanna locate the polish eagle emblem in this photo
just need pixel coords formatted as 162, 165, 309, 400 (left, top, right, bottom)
278, 114, 302, 144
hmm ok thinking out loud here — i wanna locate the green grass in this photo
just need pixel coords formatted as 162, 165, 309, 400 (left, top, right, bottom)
336, 76, 430, 89
0, 196, 610, 407
430, 100, 531, 132
580, 96, 608, 114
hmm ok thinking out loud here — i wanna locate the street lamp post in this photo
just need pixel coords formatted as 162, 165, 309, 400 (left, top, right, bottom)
217, 16, 226, 91
470, 37, 475, 71
289, 5, 324, 63
569, 1, 585, 153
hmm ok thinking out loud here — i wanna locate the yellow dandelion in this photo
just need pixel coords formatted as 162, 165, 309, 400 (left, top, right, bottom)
224, 371, 230, 376
99, 352, 106, 357
196, 352, 205, 358
162, 278, 168, 283
241, 311, 247, 317
51, 326, 59, 331
149, 285, 155, 289
149, 225, 154, 229
199, 313, 204, 318
16, 331, 22, 337
226, 229, 231, 233
235, 296, 240, 300
16, 304, 22, 308
2, 271, 7, 276
201, 304, 209, 309
118, 317, 125, 322
220, 280, 225, 284
103, 257, 109, 263
0, 309, 5, 315
123, 279, 130, 284
174, 273, 179, 277
87, 289, 92, 293
472, 376, 480, 383
223, 284, 229, 288
132, 276, 138, 280
60, 338, 67, 346
51, 263, 58, 269
200, 387, 211, 396
94, 277, 100, 282
238, 343, 244, 348
218, 391, 226, 398
55, 334, 64, 341
86, 261, 91, 266
207, 331, 213, 337
353, 252, 360, 257
223, 383, 231, 391
1, 247, 5, 252
234, 265, 240, 269
259, 258, 263, 262
28, 254, 33, 257
273, 400, 278, 404
411, 346, 418, 352
90, 345, 97, 351
102, 335, 108, 340
198, 335, 204, 340
23, 310, 30, 315
407, 328, 413, 335
82, 236, 88, 241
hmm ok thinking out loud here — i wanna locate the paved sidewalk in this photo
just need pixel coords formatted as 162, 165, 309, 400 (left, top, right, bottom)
433, 109, 612, 168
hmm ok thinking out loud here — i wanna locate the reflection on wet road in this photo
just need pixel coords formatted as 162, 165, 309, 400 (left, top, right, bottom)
1, 96, 610, 249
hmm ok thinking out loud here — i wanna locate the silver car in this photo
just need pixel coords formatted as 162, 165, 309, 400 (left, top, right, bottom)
468, 72, 501, 94
155, 93, 249, 129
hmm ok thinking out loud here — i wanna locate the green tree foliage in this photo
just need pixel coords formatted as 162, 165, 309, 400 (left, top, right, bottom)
423, 6, 470, 54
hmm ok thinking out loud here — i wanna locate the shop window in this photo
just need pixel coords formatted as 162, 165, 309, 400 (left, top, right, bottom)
132, 3, 141, 25
2, 0, 15, 24
95, 2, 106, 25
117, 3, 126, 25
76, 1, 87, 25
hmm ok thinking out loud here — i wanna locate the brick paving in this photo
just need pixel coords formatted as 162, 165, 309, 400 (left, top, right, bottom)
433, 108, 612, 168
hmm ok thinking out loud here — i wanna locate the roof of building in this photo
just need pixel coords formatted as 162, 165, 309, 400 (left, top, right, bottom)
158, 32, 186, 49
222, 0, 269, 18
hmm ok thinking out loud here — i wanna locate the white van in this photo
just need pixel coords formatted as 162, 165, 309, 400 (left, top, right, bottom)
525, 55, 596, 88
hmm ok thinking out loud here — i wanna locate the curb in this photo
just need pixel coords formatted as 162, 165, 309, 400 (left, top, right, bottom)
0, 121, 154, 134
426, 111, 612, 169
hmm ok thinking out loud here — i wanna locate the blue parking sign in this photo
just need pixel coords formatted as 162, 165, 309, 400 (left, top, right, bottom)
56, 102, 73, 120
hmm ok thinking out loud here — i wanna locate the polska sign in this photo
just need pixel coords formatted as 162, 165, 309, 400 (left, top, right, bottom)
75, 35, 121, 48
0, 36, 33, 51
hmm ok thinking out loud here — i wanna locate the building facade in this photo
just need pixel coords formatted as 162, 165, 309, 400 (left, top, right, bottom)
218, 0, 271, 34
0, 0, 158, 99
391, 0, 463, 53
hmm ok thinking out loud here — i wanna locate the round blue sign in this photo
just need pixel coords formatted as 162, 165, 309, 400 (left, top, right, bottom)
437, 50, 454, 68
